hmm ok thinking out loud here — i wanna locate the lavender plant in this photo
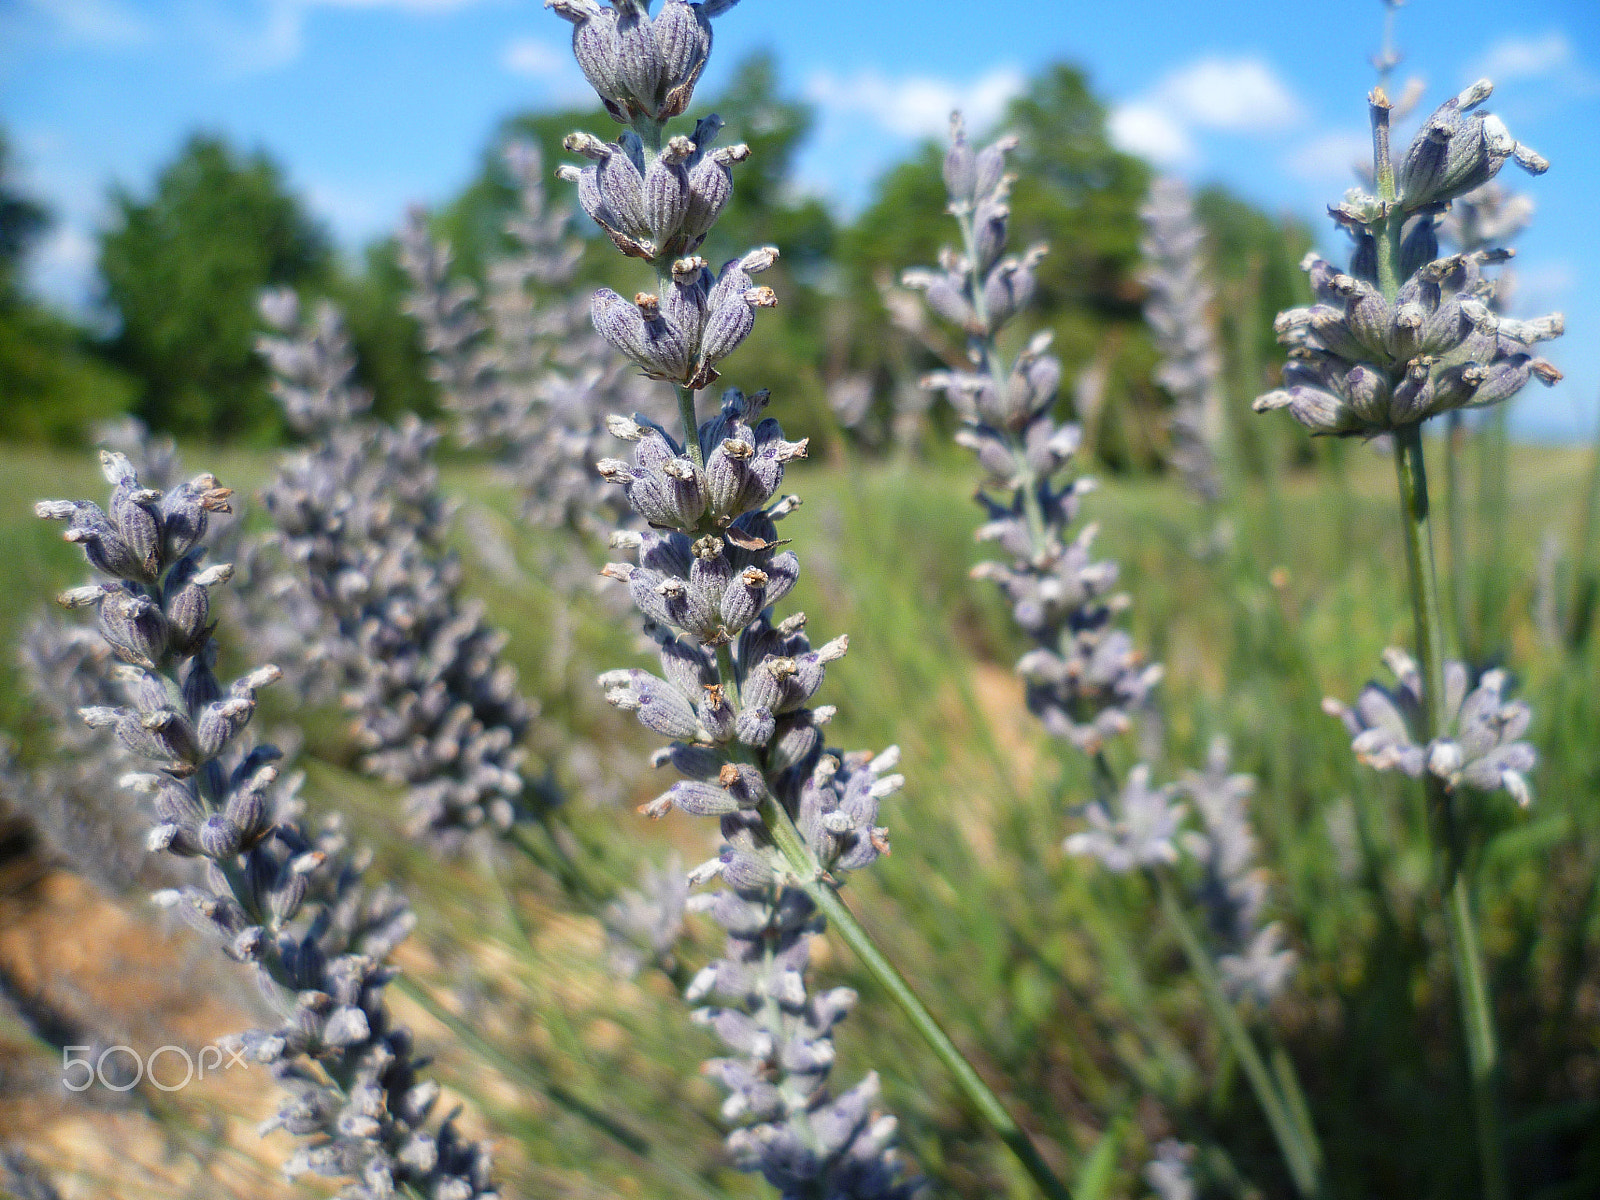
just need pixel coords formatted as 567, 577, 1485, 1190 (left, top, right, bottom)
401, 142, 659, 543
1253, 74, 1563, 1200
36, 451, 500, 1199
544, 5, 1071, 1194
1139, 178, 1225, 505
909, 113, 1321, 1195
253, 290, 540, 854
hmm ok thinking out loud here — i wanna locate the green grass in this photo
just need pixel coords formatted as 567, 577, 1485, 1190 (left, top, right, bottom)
4, 434, 1599, 1199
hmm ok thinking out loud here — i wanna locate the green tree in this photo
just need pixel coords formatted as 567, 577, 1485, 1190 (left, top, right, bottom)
0, 130, 135, 444
99, 134, 330, 441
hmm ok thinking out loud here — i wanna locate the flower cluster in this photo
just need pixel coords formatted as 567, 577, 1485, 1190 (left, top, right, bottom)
1140, 177, 1225, 503
255, 291, 539, 852
590, 247, 778, 388
553, 3, 916, 1189
910, 113, 1161, 756
1063, 765, 1184, 872
1323, 647, 1535, 806
1256, 81, 1562, 436
548, 0, 738, 127
687, 885, 919, 1199
37, 452, 499, 1199
402, 141, 659, 538
559, 118, 751, 265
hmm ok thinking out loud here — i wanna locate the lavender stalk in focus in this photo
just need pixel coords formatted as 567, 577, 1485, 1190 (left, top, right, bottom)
37, 452, 501, 1199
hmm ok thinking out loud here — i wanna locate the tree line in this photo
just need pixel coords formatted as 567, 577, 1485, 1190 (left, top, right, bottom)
0, 54, 1310, 468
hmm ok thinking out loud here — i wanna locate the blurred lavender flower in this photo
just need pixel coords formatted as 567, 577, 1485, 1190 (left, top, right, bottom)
1064, 765, 1184, 872
1179, 739, 1296, 1004
550, 4, 918, 1186
10, 616, 175, 893
254, 290, 539, 852
1256, 81, 1562, 436
1140, 177, 1225, 503
1323, 647, 1535, 805
0, 1150, 62, 1200
1144, 1139, 1197, 1200
602, 851, 689, 977
38, 451, 501, 1199
402, 142, 659, 540
911, 114, 1162, 760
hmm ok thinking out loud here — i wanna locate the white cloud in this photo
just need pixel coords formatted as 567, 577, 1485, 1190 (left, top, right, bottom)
804, 65, 1025, 140
1109, 55, 1306, 169
27, 224, 100, 314
1477, 31, 1576, 82
1154, 57, 1305, 133
16, 0, 151, 47
1282, 130, 1371, 185
1107, 101, 1193, 166
501, 35, 595, 104
503, 37, 565, 78
202, 0, 491, 76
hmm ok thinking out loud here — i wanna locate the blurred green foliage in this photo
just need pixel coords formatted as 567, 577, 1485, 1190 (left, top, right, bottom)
0, 131, 136, 444
98, 134, 334, 442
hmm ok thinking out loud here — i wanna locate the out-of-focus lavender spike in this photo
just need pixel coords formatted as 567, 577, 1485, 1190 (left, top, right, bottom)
0, 1150, 63, 1200
1140, 177, 1225, 504
402, 143, 662, 540
603, 852, 689, 978
253, 292, 541, 852
13, 615, 187, 893
37, 453, 501, 1199
1179, 738, 1295, 1004
1144, 1139, 1197, 1200
909, 113, 1161, 763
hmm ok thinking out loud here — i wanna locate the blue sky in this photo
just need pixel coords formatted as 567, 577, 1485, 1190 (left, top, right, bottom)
5, 0, 1598, 438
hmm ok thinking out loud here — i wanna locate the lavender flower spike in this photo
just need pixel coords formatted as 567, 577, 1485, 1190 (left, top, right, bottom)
254, 291, 540, 853
549, 3, 927, 1187
39, 453, 500, 1199
1064, 764, 1185, 872
1180, 739, 1296, 1004
1255, 81, 1561, 436
1323, 648, 1536, 806
1140, 177, 1225, 503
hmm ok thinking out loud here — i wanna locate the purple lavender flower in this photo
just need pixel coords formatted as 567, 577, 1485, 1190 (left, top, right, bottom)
254, 290, 538, 853
1323, 648, 1535, 806
1255, 81, 1561, 436
38, 452, 500, 1199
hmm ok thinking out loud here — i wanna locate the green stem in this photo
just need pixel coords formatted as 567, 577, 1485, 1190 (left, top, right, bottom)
1269, 1032, 1323, 1175
676, 384, 704, 470
756, 794, 1073, 1200
1392, 424, 1507, 1200
1443, 411, 1469, 658
1154, 873, 1322, 1198
1565, 390, 1600, 651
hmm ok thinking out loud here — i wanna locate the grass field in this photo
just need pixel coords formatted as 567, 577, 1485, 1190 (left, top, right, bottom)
3, 432, 1599, 1199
